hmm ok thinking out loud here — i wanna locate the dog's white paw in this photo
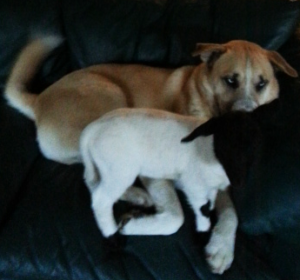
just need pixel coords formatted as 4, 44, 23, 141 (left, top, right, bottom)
205, 229, 234, 274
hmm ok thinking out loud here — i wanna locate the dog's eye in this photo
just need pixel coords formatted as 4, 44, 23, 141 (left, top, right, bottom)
223, 75, 239, 89
256, 77, 268, 92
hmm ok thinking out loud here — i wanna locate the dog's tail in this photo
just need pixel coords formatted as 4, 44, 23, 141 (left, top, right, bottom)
80, 129, 101, 192
4, 36, 63, 120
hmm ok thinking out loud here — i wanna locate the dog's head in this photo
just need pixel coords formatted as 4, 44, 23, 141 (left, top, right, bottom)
193, 40, 298, 114
181, 111, 262, 189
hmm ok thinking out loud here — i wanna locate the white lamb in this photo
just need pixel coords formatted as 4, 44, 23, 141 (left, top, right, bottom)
80, 108, 231, 238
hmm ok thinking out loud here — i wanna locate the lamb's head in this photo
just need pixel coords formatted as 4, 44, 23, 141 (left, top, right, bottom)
182, 111, 262, 189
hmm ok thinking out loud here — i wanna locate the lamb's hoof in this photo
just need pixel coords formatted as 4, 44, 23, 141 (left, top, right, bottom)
200, 201, 211, 218
119, 213, 134, 230
104, 232, 127, 251
196, 217, 211, 232
129, 205, 156, 217
119, 205, 156, 229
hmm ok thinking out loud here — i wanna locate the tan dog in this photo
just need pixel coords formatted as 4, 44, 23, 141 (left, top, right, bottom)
4, 36, 298, 274
5, 36, 297, 165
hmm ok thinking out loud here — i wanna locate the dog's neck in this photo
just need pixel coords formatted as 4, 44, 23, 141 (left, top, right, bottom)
185, 65, 219, 119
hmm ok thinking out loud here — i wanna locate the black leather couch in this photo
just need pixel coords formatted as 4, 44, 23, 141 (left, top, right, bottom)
1, 0, 300, 279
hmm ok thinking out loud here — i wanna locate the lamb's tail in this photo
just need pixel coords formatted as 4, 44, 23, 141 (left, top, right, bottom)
4, 35, 63, 120
80, 129, 101, 191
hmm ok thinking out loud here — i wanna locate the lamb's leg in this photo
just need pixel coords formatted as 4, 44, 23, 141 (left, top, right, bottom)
120, 186, 154, 207
205, 189, 238, 274
91, 185, 119, 237
91, 173, 135, 238
120, 178, 184, 235
208, 189, 218, 210
183, 187, 211, 232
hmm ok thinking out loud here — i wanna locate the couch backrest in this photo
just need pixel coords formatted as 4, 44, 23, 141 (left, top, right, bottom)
0, 0, 299, 89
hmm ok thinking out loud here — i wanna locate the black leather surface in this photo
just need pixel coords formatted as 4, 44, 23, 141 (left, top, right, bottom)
211, 0, 300, 48
231, 74, 300, 280
0, 166, 281, 280
0, 0, 300, 279
0, 0, 62, 85
229, 73, 300, 233
0, 102, 39, 223
62, 0, 300, 68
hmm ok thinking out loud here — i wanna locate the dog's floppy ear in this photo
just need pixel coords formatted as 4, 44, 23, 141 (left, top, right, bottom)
181, 118, 218, 143
267, 50, 298, 77
192, 43, 226, 63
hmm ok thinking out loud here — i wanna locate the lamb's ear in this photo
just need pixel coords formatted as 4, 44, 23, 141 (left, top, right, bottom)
192, 43, 226, 63
181, 118, 218, 143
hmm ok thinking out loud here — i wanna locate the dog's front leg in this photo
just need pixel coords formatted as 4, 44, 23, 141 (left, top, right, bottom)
205, 189, 238, 274
120, 178, 184, 235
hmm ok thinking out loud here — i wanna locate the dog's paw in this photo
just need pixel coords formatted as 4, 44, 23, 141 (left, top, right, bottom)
205, 230, 234, 274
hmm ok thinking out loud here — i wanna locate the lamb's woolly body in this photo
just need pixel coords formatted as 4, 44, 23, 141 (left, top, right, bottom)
82, 109, 227, 189
80, 108, 230, 238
